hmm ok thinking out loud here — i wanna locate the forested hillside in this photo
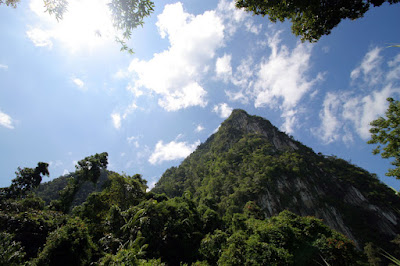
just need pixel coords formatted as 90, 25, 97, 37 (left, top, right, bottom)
1, 110, 399, 265
154, 109, 400, 254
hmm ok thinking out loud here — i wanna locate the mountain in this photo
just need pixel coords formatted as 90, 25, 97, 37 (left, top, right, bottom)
153, 109, 400, 250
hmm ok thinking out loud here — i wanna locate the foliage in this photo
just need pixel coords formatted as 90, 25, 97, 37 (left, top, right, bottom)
43, 0, 68, 21
50, 152, 108, 213
154, 109, 400, 258
381, 250, 400, 265
364, 242, 382, 265
108, 0, 155, 54
0, 232, 26, 266
2, 111, 400, 265
0, 162, 49, 199
32, 217, 96, 266
368, 97, 400, 179
235, 0, 399, 42
0, 0, 19, 8
0, 196, 67, 259
76, 152, 108, 183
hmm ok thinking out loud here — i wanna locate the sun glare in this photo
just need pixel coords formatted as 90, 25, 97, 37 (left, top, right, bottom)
29, 0, 118, 52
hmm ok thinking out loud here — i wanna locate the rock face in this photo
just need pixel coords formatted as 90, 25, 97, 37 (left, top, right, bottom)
154, 109, 400, 250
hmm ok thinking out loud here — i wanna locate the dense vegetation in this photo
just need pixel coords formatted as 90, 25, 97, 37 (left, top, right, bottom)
0, 170, 366, 265
1, 110, 400, 265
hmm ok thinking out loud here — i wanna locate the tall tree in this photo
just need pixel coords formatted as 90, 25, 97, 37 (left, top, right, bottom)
51, 152, 109, 212
1, 162, 49, 199
235, 0, 400, 42
368, 98, 400, 179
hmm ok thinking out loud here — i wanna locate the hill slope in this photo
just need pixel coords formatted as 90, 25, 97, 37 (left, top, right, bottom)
153, 109, 400, 250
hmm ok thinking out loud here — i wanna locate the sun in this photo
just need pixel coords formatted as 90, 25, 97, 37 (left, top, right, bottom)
56, 0, 117, 50
29, 0, 118, 52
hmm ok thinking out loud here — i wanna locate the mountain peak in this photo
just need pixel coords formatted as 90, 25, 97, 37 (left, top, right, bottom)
221, 109, 299, 151
229, 108, 249, 117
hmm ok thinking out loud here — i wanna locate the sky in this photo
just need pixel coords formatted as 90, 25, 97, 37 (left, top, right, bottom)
1, 0, 400, 191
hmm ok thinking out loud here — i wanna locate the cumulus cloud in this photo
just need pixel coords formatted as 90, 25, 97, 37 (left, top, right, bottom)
215, 54, 232, 82
111, 112, 121, 129
216, 0, 248, 36
224, 32, 323, 133
255, 34, 323, 132
128, 2, 225, 111
149, 138, 200, 164
0, 110, 14, 129
253, 34, 323, 110
213, 103, 233, 118
315, 47, 400, 143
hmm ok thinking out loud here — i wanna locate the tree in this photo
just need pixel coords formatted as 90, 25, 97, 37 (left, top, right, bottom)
1, 162, 49, 199
0, 232, 26, 266
1, 0, 154, 54
32, 217, 96, 266
0, 0, 19, 8
368, 98, 400, 179
235, 0, 400, 42
51, 152, 108, 212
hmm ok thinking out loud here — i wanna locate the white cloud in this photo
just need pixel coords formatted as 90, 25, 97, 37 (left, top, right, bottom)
216, 0, 247, 36
62, 169, 70, 176
27, 0, 116, 52
158, 82, 208, 111
26, 28, 53, 48
350, 47, 383, 85
128, 2, 224, 111
113, 69, 129, 80
0, 110, 14, 129
344, 85, 396, 139
111, 112, 121, 129
245, 21, 262, 35
215, 54, 232, 82
195, 124, 205, 132
217, 30, 323, 133
314, 92, 342, 144
122, 102, 138, 119
252, 33, 323, 133
0, 64, 8, 70
280, 109, 299, 134
253, 33, 323, 110
315, 47, 400, 143
149, 138, 200, 164
387, 54, 400, 82
72, 77, 85, 89
127, 136, 140, 148
147, 180, 157, 191
213, 103, 233, 118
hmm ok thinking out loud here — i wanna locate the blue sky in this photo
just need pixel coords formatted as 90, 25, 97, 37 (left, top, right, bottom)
1, 0, 400, 191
